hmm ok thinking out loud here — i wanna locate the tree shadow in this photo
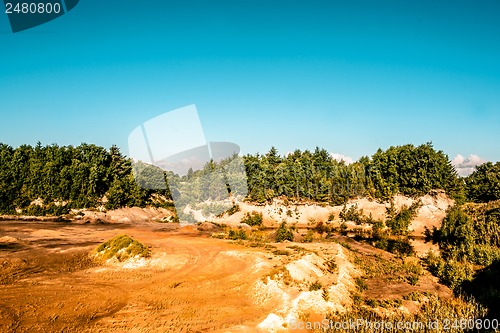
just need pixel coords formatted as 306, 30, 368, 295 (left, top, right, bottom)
462, 260, 500, 320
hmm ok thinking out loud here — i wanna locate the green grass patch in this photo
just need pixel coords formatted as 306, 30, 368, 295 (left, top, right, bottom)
94, 234, 150, 262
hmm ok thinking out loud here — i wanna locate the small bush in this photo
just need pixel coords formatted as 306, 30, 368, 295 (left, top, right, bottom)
339, 222, 348, 236
355, 277, 368, 292
276, 222, 294, 242
424, 251, 474, 292
241, 211, 263, 226
371, 220, 385, 239
228, 229, 247, 240
340, 204, 363, 224
25, 204, 45, 216
226, 204, 240, 216
302, 230, 315, 243
365, 299, 379, 307
45, 203, 70, 216
375, 236, 414, 256
407, 274, 420, 285
403, 291, 422, 301
309, 280, 323, 291
314, 221, 331, 234
325, 259, 337, 273
386, 201, 420, 236
322, 288, 329, 301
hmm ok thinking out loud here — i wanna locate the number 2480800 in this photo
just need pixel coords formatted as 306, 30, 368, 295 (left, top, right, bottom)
5, 2, 62, 14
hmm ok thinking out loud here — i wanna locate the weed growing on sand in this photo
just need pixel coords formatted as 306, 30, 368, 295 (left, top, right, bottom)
169, 281, 182, 288
302, 230, 315, 243
322, 288, 330, 301
226, 204, 240, 216
355, 277, 368, 292
340, 204, 364, 225
325, 259, 338, 273
94, 235, 150, 262
309, 280, 323, 291
325, 294, 488, 333
272, 249, 291, 256
403, 291, 422, 302
353, 252, 424, 286
403, 257, 423, 286
263, 266, 293, 286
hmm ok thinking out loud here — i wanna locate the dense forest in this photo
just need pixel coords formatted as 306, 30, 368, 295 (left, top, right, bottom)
1, 141, 499, 215
0, 143, 154, 214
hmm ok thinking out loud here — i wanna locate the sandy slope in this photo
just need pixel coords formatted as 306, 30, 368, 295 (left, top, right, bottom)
207, 190, 453, 237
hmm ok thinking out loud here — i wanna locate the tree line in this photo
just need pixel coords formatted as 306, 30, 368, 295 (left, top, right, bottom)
0, 142, 155, 214
244, 143, 463, 203
0, 141, 498, 215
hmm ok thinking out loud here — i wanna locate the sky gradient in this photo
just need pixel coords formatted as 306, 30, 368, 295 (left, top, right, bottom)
1, 0, 499, 170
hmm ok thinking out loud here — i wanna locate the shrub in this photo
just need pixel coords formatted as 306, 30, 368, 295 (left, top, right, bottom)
407, 274, 420, 286
45, 203, 70, 216
403, 291, 422, 301
424, 251, 473, 292
374, 236, 414, 256
25, 204, 45, 216
322, 288, 329, 301
302, 230, 314, 243
340, 204, 363, 224
227, 204, 240, 216
228, 229, 247, 240
371, 220, 385, 239
276, 222, 294, 242
435, 204, 500, 266
325, 259, 337, 273
241, 211, 263, 226
386, 201, 420, 236
309, 280, 322, 291
339, 222, 348, 236
313, 221, 331, 234
355, 277, 368, 292
387, 237, 415, 256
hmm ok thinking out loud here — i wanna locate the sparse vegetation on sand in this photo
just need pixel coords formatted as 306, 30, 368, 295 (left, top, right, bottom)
326, 294, 487, 333
240, 210, 263, 226
93, 234, 150, 262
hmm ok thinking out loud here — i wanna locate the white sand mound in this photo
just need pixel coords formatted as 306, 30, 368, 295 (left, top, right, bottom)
0, 236, 18, 243
253, 243, 360, 332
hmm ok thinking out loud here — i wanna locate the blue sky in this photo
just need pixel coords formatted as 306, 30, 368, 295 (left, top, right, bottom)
1, 0, 499, 168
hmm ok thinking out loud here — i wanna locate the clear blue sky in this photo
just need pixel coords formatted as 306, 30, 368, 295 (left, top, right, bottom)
1, 0, 499, 164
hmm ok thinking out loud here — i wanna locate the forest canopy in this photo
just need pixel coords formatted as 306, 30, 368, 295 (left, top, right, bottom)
0, 141, 496, 215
